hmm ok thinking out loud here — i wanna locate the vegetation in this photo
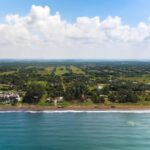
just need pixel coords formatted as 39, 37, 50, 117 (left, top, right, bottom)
0, 60, 150, 105
23, 82, 46, 104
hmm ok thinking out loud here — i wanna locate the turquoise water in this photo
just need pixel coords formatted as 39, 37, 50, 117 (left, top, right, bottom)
0, 111, 150, 150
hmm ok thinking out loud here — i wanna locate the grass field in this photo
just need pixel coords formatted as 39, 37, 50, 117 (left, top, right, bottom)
70, 65, 85, 74
37, 67, 54, 75
123, 75, 150, 84
0, 71, 16, 76
55, 66, 69, 75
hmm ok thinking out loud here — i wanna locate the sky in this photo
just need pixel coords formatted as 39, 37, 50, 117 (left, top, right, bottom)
0, 0, 150, 59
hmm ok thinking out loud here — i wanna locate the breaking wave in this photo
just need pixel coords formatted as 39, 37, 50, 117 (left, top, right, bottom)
0, 110, 150, 113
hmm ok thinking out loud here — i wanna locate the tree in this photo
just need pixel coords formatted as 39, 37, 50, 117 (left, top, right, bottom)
23, 82, 46, 104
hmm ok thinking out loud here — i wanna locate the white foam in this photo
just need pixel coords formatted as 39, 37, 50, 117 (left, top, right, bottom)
0, 110, 150, 113
25, 110, 150, 114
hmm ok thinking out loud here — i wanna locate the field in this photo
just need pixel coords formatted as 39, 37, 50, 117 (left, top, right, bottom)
55, 66, 69, 75
123, 75, 150, 84
70, 65, 85, 74
0, 71, 17, 76
37, 67, 54, 75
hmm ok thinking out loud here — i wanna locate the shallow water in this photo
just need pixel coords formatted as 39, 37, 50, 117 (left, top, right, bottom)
0, 111, 150, 150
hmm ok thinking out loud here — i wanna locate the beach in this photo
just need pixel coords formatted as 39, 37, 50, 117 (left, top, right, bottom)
1, 104, 150, 111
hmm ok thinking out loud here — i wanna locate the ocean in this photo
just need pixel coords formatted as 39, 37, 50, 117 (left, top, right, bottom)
0, 110, 150, 150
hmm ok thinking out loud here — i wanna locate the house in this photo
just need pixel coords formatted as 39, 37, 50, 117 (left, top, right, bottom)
0, 92, 21, 104
46, 97, 53, 103
97, 84, 103, 90
55, 97, 64, 102
46, 97, 64, 106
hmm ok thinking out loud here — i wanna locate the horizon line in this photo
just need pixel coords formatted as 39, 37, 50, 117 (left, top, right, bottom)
0, 58, 150, 62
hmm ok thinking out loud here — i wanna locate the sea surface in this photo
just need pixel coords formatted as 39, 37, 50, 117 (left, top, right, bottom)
0, 110, 150, 150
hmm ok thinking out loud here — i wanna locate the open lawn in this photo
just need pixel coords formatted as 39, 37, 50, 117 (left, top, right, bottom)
37, 67, 54, 75
70, 65, 85, 74
0, 71, 17, 76
55, 66, 69, 75
123, 75, 150, 84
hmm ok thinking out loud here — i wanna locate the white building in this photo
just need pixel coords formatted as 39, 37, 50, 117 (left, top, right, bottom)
0, 92, 21, 104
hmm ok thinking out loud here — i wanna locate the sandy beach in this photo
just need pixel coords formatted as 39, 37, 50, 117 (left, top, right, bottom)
1, 105, 150, 111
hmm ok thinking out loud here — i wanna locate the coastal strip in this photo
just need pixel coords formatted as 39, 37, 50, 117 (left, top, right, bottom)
1, 105, 150, 112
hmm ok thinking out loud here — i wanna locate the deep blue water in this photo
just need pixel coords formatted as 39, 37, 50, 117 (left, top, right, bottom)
0, 111, 150, 150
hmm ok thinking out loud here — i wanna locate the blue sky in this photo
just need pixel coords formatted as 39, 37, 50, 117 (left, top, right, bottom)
0, 0, 150, 26
0, 0, 150, 59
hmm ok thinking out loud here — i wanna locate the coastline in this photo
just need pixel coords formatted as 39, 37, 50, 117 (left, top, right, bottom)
1, 105, 150, 111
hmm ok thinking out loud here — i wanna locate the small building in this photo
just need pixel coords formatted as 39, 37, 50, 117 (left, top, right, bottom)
46, 97, 53, 103
97, 84, 103, 90
0, 92, 21, 104
55, 97, 64, 102
46, 97, 64, 106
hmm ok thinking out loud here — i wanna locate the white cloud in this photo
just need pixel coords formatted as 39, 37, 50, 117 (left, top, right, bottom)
0, 5, 150, 59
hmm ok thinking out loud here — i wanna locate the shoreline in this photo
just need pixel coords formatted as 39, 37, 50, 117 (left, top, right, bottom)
1, 105, 150, 111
